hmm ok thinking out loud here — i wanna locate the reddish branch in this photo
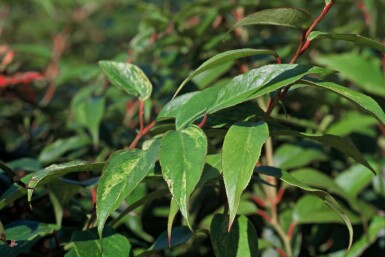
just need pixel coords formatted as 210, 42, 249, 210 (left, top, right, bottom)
128, 101, 155, 149
198, 114, 208, 128
266, 0, 335, 116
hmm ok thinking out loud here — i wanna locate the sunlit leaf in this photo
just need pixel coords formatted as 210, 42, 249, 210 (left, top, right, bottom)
27, 161, 104, 204
99, 61, 152, 100
97, 140, 160, 238
174, 48, 279, 98
231, 8, 313, 30
308, 31, 385, 53
159, 125, 207, 228
222, 122, 269, 228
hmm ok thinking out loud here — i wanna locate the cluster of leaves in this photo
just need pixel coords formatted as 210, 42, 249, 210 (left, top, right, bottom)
1, 0, 385, 257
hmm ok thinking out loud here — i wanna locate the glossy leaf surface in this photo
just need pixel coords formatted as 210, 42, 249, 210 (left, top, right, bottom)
176, 65, 330, 128
0, 221, 58, 257
99, 61, 152, 100
174, 48, 279, 97
97, 140, 160, 237
231, 8, 313, 30
210, 214, 259, 257
71, 228, 132, 257
159, 125, 207, 228
222, 122, 269, 228
308, 31, 385, 53
301, 79, 385, 126
27, 161, 104, 203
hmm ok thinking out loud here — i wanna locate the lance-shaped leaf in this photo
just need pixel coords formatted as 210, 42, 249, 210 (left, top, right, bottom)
271, 130, 375, 173
72, 96, 105, 148
27, 161, 105, 204
230, 8, 313, 31
308, 31, 385, 53
210, 214, 259, 257
173, 49, 279, 98
176, 64, 330, 129
167, 198, 179, 247
345, 216, 385, 257
301, 79, 385, 125
97, 140, 160, 238
99, 61, 152, 100
255, 166, 353, 251
222, 122, 269, 229
159, 125, 207, 228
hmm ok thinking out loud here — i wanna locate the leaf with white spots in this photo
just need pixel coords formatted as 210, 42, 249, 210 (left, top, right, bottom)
96, 140, 160, 238
159, 125, 207, 229
99, 61, 152, 100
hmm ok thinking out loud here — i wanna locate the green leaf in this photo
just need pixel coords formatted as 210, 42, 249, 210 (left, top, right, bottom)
231, 8, 313, 31
345, 216, 385, 257
167, 198, 179, 247
73, 96, 105, 148
71, 227, 132, 257
255, 166, 353, 251
326, 112, 377, 136
210, 214, 259, 257
157, 92, 199, 119
148, 226, 192, 252
0, 220, 58, 257
99, 61, 152, 100
176, 64, 330, 129
222, 122, 269, 228
335, 165, 374, 198
192, 62, 233, 89
293, 195, 361, 224
273, 144, 327, 170
176, 84, 222, 130
38, 136, 91, 163
97, 140, 160, 238
197, 153, 222, 187
290, 168, 376, 220
0, 174, 32, 210
0, 160, 21, 185
47, 180, 82, 225
173, 49, 279, 98
308, 31, 385, 53
27, 161, 104, 204
209, 65, 330, 114
315, 53, 385, 97
301, 78, 385, 125
159, 125, 207, 228
271, 130, 375, 173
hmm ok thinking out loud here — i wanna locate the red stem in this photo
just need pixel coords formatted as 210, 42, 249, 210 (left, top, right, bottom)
198, 114, 208, 128
276, 247, 288, 257
256, 209, 272, 223
128, 121, 156, 149
275, 187, 286, 204
250, 195, 266, 207
139, 100, 144, 132
266, 1, 335, 117
287, 221, 297, 239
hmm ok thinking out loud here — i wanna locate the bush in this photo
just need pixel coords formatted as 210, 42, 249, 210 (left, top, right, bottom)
1, 1, 385, 256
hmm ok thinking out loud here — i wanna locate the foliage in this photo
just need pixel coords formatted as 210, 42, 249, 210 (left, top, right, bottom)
1, 0, 385, 257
